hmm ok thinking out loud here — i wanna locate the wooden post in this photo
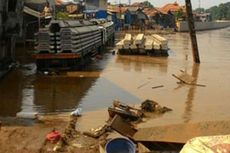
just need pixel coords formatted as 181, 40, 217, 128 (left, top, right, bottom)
185, 0, 200, 63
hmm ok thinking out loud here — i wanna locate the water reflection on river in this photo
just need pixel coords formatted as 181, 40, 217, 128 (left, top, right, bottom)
0, 27, 230, 126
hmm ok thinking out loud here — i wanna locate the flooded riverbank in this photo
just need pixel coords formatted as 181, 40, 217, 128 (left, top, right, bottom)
0, 27, 230, 126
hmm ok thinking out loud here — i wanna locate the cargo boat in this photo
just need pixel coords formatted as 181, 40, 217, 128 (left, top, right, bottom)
33, 19, 115, 70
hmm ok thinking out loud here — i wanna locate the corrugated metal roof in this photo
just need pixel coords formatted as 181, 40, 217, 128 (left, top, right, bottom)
160, 2, 182, 13
107, 5, 128, 13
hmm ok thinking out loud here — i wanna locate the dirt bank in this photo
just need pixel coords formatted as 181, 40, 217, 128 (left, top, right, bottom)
0, 111, 108, 153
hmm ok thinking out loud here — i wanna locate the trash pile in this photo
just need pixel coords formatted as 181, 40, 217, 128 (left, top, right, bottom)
41, 99, 172, 153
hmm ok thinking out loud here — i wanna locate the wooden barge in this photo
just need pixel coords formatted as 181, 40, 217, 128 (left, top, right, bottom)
116, 33, 169, 56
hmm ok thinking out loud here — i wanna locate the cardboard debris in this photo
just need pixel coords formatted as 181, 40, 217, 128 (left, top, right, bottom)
109, 115, 137, 139
141, 99, 172, 113
83, 124, 110, 138
108, 100, 143, 121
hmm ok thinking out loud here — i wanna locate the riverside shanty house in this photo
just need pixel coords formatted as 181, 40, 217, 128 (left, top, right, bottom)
107, 5, 148, 30
85, 0, 107, 19
143, 2, 184, 29
107, 2, 184, 30
107, 5, 128, 30
158, 2, 184, 28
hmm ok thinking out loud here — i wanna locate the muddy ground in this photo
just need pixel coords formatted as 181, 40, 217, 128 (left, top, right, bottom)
0, 111, 108, 153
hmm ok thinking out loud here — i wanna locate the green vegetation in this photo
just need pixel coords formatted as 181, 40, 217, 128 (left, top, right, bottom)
174, 8, 185, 20
206, 2, 230, 20
142, 1, 154, 8
194, 2, 230, 21
56, 12, 70, 20
194, 8, 205, 14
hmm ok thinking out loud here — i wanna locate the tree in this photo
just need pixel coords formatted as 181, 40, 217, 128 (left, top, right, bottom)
205, 2, 230, 20
194, 8, 205, 13
174, 8, 185, 21
142, 1, 154, 8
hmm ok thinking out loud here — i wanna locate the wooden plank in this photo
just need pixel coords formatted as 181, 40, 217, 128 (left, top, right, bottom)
152, 34, 168, 45
124, 44, 130, 49
134, 34, 144, 45
109, 115, 137, 138
153, 41, 161, 50
161, 44, 168, 50
144, 38, 153, 50
123, 34, 132, 45
172, 74, 206, 87
130, 44, 137, 49
116, 39, 124, 49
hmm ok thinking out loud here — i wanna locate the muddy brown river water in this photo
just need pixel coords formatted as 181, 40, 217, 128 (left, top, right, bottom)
0, 27, 230, 127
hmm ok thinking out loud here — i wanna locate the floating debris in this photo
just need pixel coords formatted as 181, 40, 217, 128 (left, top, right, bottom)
141, 99, 172, 113
137, 81, 151, 89
172, 74, 206, 87
152, 85, 164, 89
71, 108, 82, 117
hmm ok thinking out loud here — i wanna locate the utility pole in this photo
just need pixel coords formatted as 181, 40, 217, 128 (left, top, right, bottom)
185, 0, 200, 63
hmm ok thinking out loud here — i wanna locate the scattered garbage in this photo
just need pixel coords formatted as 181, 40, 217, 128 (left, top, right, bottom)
172, 72, 206, 87
71, 143, 83, 148
46, 129, 61, 143
84, 99, 172, 139
71, 108, 82, 117
137, 81, 151, 89
109, 115, 137, 138
42, 99, 173, 152
141, 99, 172, 113
16, 112, 38, 119
105, 137, 136, 153
52, 116, 79, 152
108, 100, 143, 121
83, 124, 111, 138
152, 85, 164, 89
